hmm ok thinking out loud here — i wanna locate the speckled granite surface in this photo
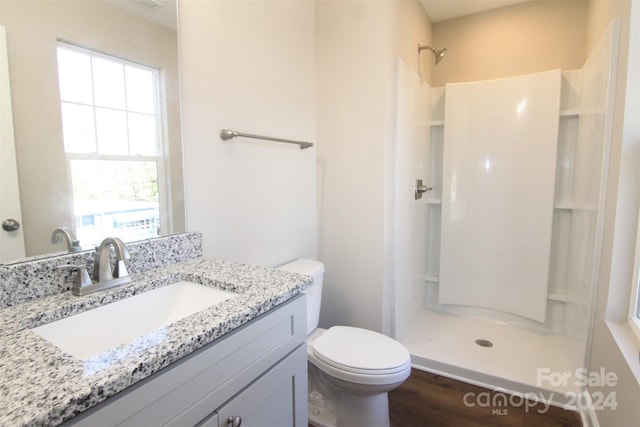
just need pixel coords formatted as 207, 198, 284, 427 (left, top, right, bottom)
0, 232, 203, 309
0, 234, 311, 426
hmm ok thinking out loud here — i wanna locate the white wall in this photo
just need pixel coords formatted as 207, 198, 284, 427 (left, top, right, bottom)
315, 0, 431, 333
316, 0, 391, 333
431, 0, 588, 87
178, 0, 316, 267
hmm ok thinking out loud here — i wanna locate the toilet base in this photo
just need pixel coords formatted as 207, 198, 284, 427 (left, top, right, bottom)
336, 392, 390, 427
308, 390, 390, 427
308, 398, 336, 427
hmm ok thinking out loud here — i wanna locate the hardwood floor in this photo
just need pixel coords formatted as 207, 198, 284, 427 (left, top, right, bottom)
388, 369, 582, 427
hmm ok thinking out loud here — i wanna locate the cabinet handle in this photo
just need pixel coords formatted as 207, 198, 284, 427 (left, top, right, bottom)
227, 416, 242, 427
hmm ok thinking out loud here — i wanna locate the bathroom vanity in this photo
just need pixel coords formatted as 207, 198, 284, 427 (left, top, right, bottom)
0, 233, 310, 426
66, 296, 307, 426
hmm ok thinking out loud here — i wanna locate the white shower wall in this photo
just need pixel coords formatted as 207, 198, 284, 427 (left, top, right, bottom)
392, 58, 431, 338
393, 21, 619, 399
562, 20, 620, 373
439, 70, 561, 323
422, 75, 573, 333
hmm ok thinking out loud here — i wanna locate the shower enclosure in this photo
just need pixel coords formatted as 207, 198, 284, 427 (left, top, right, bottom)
393, 21, 619, 407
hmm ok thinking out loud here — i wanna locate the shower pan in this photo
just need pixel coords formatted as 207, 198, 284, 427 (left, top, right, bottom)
393, 21, 619, 409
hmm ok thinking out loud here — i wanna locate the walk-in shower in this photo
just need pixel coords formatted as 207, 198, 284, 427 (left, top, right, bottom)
394, 21, 619, 409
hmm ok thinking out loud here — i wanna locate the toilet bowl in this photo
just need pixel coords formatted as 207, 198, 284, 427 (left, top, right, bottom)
278, 259, 411, 427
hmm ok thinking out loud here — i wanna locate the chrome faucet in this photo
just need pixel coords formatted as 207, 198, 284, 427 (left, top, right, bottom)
59, 237, 132, 296
93, 237, 131, 283
50, 227, 82, 252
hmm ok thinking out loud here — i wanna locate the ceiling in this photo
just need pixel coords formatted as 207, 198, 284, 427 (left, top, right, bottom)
419, 0, 531, 22
112, 0, 177, 30
112, 0, 532, 31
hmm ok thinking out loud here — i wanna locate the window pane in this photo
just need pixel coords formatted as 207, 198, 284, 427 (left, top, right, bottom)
92, 57, 126, 109
57, 43, 167, 247
57, 47, 93, 104
60, 102, 96, 153
125, 65, 156, 114
95, 108, 128, 155
70, 159, 159, 246
128, 113, 157, 156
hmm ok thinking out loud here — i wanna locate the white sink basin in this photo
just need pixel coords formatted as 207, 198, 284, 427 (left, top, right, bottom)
31, 281, 237, 360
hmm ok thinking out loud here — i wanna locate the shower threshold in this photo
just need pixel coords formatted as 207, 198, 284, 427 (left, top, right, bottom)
400, 309, 581, 409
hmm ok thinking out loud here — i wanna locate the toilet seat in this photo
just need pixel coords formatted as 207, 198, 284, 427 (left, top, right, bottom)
310, 326, 411, 386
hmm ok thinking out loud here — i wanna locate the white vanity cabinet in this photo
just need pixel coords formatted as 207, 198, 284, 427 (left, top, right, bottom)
196, 345, 306, 427
64, 295, 307, 427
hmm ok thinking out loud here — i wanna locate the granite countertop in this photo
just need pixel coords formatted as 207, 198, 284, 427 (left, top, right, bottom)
0, 256, 311, 426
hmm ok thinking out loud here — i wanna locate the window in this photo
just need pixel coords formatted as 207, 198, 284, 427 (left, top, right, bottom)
631, 294, 640, 340
56, 43, 166, 248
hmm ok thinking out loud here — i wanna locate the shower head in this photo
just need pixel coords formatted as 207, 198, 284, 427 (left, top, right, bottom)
418, 45, 447, 65
434, 47, 447, 64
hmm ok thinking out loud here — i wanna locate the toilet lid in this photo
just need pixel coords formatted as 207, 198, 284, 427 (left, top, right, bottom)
312, 326, 410, 375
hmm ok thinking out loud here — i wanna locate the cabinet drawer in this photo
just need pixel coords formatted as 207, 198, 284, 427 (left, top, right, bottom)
66, 295, 306, 426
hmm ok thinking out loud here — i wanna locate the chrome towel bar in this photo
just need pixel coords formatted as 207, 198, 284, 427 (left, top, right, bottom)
220, 129, 314, 150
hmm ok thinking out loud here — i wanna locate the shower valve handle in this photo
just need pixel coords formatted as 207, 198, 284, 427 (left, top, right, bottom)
414, 179, 432, 200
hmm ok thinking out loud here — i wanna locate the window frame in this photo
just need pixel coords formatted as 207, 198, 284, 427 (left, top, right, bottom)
56, 41, 170, 246
628, 208, 640, 341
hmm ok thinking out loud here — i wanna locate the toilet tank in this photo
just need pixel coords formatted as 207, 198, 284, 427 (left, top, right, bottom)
277, 259, 324, 335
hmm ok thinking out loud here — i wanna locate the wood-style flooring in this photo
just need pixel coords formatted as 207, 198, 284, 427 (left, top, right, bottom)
388, 369, 582, 427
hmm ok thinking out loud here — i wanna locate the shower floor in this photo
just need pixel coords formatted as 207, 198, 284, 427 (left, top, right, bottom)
399, 309, 581, 408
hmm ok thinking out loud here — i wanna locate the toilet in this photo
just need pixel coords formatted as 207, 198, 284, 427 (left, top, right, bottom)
278, 259, 411, 427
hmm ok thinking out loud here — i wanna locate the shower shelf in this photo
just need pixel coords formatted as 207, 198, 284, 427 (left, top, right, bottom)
560, 109, 580, 117
548, 293, 568, 302
430, 120, 444, 126
554, 202, 598, 211
424, 276, 568, 304
424, 275, 568, 303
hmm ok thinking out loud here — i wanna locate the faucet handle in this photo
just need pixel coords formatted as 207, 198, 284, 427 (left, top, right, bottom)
57, 264, 93, 294
113, 259, 130, 279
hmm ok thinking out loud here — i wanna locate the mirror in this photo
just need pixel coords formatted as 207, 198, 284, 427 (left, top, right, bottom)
0, 0, 185, 263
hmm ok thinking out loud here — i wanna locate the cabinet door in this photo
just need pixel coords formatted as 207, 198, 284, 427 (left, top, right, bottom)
216, 344, 307, 427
